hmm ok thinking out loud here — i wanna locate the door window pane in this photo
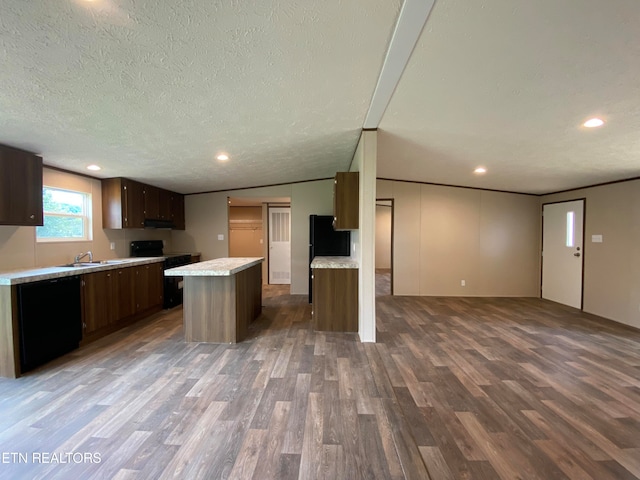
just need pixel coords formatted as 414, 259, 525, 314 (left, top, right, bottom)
566, 211, 575, 247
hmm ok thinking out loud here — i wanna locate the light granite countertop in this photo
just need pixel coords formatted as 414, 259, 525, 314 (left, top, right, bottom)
0, 257, 164, 286
311, 256, 359, 269
165, 257, 264, 277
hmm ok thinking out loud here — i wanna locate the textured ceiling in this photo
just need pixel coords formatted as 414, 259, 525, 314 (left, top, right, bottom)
0, 0, 401, 194
379, 0, 640, 194
1, 0, 639, 195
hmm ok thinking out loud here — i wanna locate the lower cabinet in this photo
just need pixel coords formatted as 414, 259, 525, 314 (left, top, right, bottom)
82, 270, 115, 336
134, 263, 163, 313
81, 263, 163, 342
312, 268, 358, 332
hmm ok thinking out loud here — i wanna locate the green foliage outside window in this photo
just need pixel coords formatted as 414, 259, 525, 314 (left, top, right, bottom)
36, 187, 91, 241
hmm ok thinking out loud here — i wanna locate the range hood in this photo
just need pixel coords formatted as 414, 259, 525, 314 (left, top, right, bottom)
143, 218, 175, 229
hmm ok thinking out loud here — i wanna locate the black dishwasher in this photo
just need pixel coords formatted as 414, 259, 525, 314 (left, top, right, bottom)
17, 275, 82, 373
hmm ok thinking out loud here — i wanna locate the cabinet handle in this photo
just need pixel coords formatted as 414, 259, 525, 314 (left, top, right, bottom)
30, 214, 35, 219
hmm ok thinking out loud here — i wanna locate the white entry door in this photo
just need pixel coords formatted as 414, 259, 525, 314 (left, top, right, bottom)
269, 207, 291, 284
542, 200, 584, 309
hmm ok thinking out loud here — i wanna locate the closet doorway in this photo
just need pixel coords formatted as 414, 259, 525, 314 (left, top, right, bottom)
227, 196, 290, 285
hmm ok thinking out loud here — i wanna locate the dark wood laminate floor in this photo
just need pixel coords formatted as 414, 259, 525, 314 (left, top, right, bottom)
1, 286, 639, 479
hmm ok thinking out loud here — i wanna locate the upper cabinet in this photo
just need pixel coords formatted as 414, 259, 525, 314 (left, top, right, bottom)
143, 184, 160, 220
102, 177, 185, 229
170, 192, 185, 230
102, 178, 145, 229
0, 144, 43, 226
333, 172, 359, 230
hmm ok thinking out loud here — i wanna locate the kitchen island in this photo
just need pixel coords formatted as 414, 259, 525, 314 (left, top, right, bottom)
165, 257, 263, 343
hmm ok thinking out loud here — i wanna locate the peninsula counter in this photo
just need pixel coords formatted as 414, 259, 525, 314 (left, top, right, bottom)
165, 257, 264, 343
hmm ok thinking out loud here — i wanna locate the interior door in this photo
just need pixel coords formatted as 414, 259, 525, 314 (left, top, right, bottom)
542, 200, 584, 308
268, 207, 291, 284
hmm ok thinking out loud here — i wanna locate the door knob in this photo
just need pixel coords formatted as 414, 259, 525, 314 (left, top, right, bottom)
573, 252, 581, 257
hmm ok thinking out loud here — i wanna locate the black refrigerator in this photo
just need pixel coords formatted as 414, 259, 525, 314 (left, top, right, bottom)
309, 214, 351, 303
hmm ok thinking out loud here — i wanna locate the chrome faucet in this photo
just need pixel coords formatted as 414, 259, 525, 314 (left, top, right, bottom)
74, 251, 93, 263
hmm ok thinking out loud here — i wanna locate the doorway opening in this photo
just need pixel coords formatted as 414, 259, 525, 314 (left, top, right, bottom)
375, 198, 393, 296
227, 196, 290, 286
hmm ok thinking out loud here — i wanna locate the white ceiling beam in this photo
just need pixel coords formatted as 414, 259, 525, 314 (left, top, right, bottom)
363, 0, 436, 129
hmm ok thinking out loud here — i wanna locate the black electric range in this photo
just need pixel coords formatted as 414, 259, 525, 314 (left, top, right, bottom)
130, 240, 192, 308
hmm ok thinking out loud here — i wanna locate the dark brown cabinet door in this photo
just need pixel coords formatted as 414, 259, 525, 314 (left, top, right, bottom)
124, 179, 145, 228
82, 271, 114, 335
158, 189, 172, 220
143, 185, 160, 220
114, 267, 136, 322
170, 193, 185, 230
0, 145, 43, 226
333, 172, 359, 230
134, 263, 163, 312
102, 178, 145, 229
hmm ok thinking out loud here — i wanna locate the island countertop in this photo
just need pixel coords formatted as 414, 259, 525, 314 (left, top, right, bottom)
165, 257, 264, 277
311, 256, 359, 269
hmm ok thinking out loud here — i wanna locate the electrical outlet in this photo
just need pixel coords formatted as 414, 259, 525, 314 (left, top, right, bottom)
218, 234, 224, 241
461, 280, 466, 286
110, 242, 115, 250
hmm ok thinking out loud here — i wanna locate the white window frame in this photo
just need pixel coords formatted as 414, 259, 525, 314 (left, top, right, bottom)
36, 186, 93, 243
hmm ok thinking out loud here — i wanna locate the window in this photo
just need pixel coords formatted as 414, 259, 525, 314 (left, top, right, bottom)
566, 211, 575, 247
36, 187, 92, 242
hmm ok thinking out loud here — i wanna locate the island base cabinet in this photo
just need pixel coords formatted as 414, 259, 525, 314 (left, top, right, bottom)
183, 263, 262, 343
235, 264, 262, 341
313, 268, 358, 332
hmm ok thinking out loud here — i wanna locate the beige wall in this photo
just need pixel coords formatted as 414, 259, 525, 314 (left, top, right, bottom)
378, 179, 540, 297
0, 167, 172, 272
375, 205, 392, 269
542, 179, 640, 329
171, 180, 333, 295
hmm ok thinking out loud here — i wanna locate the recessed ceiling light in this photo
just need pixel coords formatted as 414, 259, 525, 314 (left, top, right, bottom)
583, 118, 604, 128
216, 154, 229, 161
87, 164, 101, 171
474, 167, 487, 174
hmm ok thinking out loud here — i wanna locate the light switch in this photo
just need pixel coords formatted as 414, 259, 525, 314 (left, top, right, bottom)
591, 234, 603, 243
109, 242, 115, 250
217, 234, 224, 241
